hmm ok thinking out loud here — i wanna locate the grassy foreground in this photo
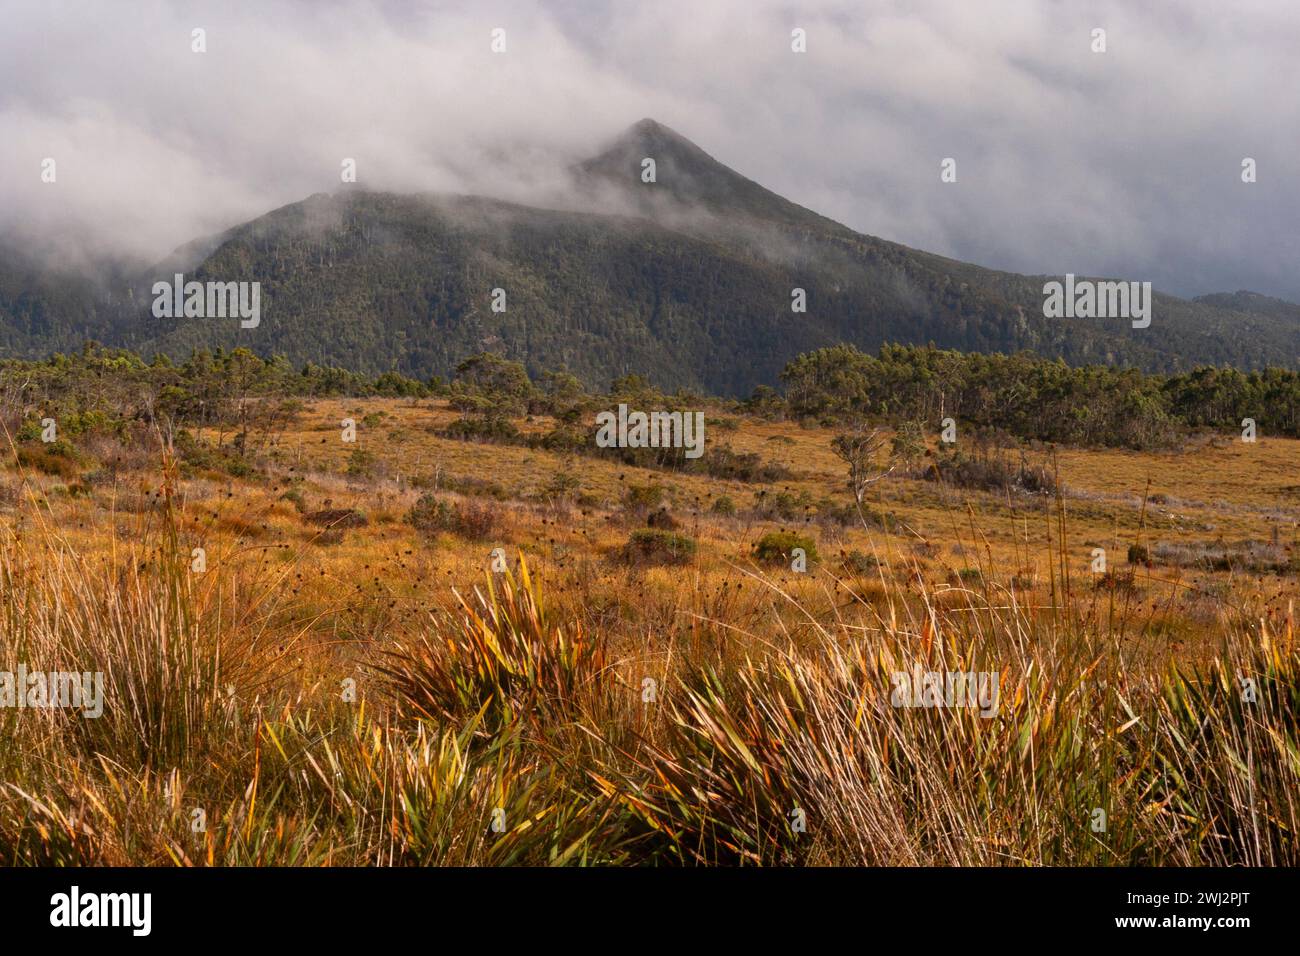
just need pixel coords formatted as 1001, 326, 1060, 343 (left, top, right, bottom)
0, 397, 1296, 866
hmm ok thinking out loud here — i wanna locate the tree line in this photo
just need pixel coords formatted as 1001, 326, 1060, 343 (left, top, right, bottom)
3, 341, 1297, 459
770, 343, 1300, 448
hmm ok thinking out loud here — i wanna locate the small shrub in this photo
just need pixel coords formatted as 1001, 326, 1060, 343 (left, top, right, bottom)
1094, 568, 1139, 595
173, 430, 256, 479
842, 550, 879, 573
625, 528, 697, 565
542, 469, 582, 501
694, 445, 789, 483
439, 416, 521, 445
710, 495, 737, 517
0, 478, 22, 508
81, 469, 115, 487
753, 531, 818, 565
646, 507, 679, 530
346, 448, 377, 478
280, 488, 309, 513
1011, 569, 1038, 590
926, 448, 1055, 495
16, 443, 79, 478
454, 499, 500, 540
623, 482, 667, 518
536, 423, 587, 453
304, 509, 368, 529
815, 498, 860, 527
408, 493, 453, 532
418, 472, 511, 500
407, 493, 499, 541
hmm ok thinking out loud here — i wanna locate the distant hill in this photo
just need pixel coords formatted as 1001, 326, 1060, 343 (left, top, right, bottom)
1193, 290, 1300, 326
0, 244, 133, 354
3, 120, 1299, 394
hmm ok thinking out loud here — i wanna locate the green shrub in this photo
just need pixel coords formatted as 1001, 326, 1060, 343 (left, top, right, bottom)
1128, 543, 1152, 566
625, 528, 697, 565
304, 509, 368, 529
407, 493, 499, 541
815, 497, 860, 527
693, 445, 789, 483
842, 550, 879, 573
927, 447, 1055, 495
346, 448, 377, 477
536, 423, 587, 453
623, 483, 667, 515
754, 489, 813, 521
408, 493, 453, 533
280, 488, 309, 513
439, 416, 521, 444
173, 430, 256, 479
542, 469, 581, 500
753, 531, 818, 565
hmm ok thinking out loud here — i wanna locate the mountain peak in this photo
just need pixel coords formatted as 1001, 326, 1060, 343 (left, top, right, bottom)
629, 117, 670, 134
622, 117, 698, 147
573, 118, 836, 230
581, 118, 723, 182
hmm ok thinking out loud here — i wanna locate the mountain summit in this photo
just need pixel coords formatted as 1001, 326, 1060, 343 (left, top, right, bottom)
573, 118, 835, 229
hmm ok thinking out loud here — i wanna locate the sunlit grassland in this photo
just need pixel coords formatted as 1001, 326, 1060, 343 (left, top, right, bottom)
0, 399, 1296, 865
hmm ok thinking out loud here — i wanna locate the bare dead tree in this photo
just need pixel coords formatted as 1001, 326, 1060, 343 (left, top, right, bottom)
831, 425, 896, 511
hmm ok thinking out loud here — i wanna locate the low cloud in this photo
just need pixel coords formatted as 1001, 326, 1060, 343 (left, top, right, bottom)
2, 0, 1297, 300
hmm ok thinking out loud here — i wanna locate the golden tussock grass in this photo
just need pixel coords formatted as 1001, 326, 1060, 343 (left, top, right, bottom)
0, 402, 1296, 866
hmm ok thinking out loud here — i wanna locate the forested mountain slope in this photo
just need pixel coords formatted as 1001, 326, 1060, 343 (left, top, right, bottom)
3, 120, 1297, 394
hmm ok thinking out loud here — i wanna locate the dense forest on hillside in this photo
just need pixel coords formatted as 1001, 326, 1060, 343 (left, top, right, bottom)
3, 124, 1299, 394
110, 190, 1300, 393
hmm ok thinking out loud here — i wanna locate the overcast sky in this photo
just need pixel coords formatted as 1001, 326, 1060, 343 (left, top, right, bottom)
3, 0, 1297, 301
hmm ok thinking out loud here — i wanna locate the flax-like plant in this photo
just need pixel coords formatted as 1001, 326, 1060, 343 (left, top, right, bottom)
377, 555, 611, 733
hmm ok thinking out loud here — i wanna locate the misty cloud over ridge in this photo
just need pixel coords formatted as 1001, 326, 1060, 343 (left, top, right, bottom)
2, 0, 1297, 301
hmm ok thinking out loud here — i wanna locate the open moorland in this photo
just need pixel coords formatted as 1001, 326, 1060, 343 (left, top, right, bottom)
0, 346, 1297, 865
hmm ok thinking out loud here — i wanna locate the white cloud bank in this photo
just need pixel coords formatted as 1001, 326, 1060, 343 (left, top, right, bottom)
2, 0, 1297, 300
